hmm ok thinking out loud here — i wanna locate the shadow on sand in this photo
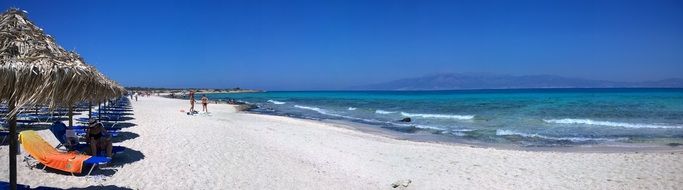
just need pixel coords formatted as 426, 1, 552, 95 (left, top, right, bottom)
102, 122, 136, 129
108, 148, 145, 167
110, 131, 139, 143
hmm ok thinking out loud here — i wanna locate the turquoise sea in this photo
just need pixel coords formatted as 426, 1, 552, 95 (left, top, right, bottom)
205, 89, 683, 147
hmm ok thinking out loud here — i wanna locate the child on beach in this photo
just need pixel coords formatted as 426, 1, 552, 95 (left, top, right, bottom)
201, 95, 209, 112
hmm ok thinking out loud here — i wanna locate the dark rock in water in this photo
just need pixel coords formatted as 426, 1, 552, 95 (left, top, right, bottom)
399, 117, 411, 122
236, 104, 258, 111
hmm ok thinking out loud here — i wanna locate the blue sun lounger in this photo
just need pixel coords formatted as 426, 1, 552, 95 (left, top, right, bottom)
69, 125, 120, 137
49, 122, 125, 156
75, 117, 125, 128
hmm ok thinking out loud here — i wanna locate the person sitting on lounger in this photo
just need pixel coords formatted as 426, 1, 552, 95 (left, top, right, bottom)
87, 122, 113, 158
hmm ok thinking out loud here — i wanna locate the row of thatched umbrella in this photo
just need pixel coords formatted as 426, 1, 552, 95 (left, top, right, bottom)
1, 8, 125, 190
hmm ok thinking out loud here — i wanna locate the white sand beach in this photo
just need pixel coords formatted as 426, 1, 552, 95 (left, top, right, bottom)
2, 96, 682, 189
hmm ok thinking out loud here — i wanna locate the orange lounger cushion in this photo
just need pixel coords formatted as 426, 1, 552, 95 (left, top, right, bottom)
19, 130, 92, 173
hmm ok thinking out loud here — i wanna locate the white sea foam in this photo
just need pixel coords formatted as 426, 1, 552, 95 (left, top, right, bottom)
413, 124, 446, 131
357, 117, 384, 124
544, 119, 683, 129
375, 110, 396, 114
495, 129, 624, 142
400, 112, 474, 120
294, 105, 385, 123
294, 105, 327, 114
267, 100, 286, 105
348, 107, 357, 111
446, 128, 473, 136
449, 132, 467, 136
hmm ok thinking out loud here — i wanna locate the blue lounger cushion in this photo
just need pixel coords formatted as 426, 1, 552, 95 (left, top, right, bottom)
70, 144, 126, 156
84, 156, 112, 165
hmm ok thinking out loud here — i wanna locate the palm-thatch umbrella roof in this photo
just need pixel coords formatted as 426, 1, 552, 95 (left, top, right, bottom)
61, 51, 127, 105
1, 8, 124, 189
1, 9, 124, 113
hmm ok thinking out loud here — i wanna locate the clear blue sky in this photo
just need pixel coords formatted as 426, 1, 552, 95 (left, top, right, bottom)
2, 0, 682, 90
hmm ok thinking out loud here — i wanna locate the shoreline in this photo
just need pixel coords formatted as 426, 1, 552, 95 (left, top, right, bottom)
221, 102, 681, 153
157, 95, 683, 153
241, 110, 683, 154
168, 94, 683, 153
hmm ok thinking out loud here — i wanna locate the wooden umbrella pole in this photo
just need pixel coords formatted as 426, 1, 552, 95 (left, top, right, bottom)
68, 106, 73, 127
88, 102, 92, 119
8, 99, 17, 190
98, 102, 101, 120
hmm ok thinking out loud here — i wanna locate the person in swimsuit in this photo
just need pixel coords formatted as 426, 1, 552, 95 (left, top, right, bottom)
201, 95, 209, 112
87, 122, 113, 158
189, 90, 196, 113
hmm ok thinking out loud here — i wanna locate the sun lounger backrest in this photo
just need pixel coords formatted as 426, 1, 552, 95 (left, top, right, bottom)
49, 122, 68, 145
50, 123, 66, 140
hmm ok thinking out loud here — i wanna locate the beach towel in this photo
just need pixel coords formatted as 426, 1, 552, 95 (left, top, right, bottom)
19, 130, 91, 173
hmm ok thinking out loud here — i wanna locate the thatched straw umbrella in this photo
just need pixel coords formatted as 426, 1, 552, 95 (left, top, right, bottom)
57, 52, 126, 125
62, 52, 126, 125
0, 8, 124, 189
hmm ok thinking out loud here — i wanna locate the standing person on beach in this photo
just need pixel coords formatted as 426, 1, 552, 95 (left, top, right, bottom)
189, 90, 196, 113
134, 92, 138, 101
201, 95, 209, 112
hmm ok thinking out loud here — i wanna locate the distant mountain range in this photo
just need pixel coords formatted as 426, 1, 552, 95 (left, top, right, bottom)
352, 73, 683, 90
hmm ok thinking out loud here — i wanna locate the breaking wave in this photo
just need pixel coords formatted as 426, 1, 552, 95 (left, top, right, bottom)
544, 119, 683, 129
495, 129, 626, 142
294, 105, 328, 114
400, 112, 474, 120
375, 110, 396, 114
267, 100, 286, 105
